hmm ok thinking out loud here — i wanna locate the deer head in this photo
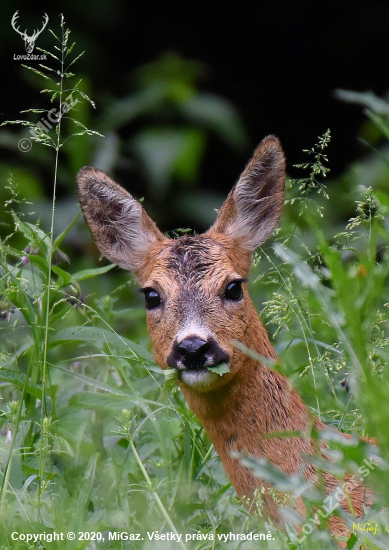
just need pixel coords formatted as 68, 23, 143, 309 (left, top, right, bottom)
77, 136, 285, 392
11, 11, 49, 54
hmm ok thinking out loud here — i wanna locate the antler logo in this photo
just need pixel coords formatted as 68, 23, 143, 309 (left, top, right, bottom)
11, 11, 49, 54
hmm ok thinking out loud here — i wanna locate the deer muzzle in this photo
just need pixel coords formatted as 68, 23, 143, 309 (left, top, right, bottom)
167, 335, 230, 389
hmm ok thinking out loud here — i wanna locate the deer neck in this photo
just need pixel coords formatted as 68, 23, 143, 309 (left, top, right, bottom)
180, 312, 311, 498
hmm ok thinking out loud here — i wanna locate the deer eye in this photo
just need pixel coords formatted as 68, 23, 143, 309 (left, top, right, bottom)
224, 280, 244, 301
142, 288, 161, 310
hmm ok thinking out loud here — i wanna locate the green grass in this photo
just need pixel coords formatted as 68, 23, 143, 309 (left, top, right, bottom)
1, 17, 389, 550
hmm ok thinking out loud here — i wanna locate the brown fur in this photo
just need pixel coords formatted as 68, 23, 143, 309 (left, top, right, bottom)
77, 136, 374, 545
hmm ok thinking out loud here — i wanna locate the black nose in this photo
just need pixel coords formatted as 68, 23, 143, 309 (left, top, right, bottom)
168, 336, 229, 370
177, 337, 209, 358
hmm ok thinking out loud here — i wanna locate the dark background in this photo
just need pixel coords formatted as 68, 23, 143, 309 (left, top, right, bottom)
1, 0, 389, 230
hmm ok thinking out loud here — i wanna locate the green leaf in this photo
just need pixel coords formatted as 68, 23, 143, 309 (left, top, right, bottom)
180, 93, 248, 151
0, 367, 42, 398
11, 212, 49, 253
53, 212, 81, 251
365, 109, 389, 141
232, 340, 278, 368
375, 190, 389, 211
27, 254, 49, 272
273, 242, 321, 290
173, 129, 206, 182
132, 127, 205, 195
207, 362, 230, 376
51, 363, 130, 395
346, 533, 358, 549
163, 368, 178, 382
335, 89, 389, 116
52, 265, 72, 287
69, 391, 135, 411
236, 453, 310, 493
6, 286, 37, 326
159, 368, 178, 400
71, 264, 116, 281
50, 326, 155, 363
98, 86, 166, 131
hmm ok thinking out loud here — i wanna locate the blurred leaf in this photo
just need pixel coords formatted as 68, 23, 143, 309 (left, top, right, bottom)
365, 110, 389, 141
0, 367, 42, 398
98, 86, 167, 131
0, 166, 43, 203
335, 89, 389, 116
375, 190, 389, 211
172, 190, 224, 227
134, 53, 205, 91
273, 242, 321, 290
346, 533, 358, 549
173, 129, 206, 182
235, 453, 311, 494
131, 127, 206, 195
232, 340, 278, 368
181, 93, 248, 151
52, 364, 130, 396
91, 132, 120, 173
69, 391, 136, 411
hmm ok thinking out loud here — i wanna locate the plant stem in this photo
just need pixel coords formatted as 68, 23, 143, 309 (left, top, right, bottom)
37, 14, 66, 517
128, 436, 187, 550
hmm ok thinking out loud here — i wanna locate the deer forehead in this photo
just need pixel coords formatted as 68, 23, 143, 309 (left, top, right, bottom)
140, 234, 249, 293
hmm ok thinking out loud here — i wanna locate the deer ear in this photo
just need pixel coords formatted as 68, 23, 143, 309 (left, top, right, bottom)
207, 135, 285, 250
77, 167, 166, 273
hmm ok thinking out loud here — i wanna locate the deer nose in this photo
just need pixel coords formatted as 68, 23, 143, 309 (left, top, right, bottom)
177, 337, 209, 357
168, 336, 229, 370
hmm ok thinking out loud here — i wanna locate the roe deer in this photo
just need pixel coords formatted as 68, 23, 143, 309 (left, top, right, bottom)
77, 136, 373, 545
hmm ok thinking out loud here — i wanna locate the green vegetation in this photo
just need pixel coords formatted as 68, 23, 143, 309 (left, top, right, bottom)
1, 17, 389, 550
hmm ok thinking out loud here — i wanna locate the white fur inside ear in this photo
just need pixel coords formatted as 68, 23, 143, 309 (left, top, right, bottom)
229, 166, 284, 248
96, 185, 150, 265
206, 136, 285, 250
77, 167, 165, 272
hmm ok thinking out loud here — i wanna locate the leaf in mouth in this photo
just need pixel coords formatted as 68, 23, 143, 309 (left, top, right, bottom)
207, 363, 230, 376
163, 368, 179, 381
